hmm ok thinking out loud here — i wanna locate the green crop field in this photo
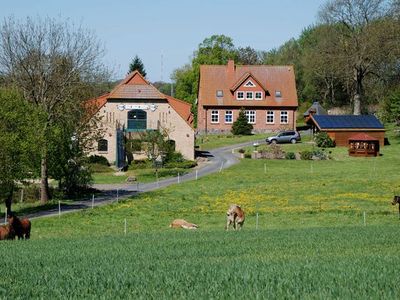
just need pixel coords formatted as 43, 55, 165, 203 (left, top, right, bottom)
2, 127, 400, 298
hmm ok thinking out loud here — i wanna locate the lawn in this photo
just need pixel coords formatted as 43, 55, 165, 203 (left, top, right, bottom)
196, 133, 267, 150
3, 125, 400, 298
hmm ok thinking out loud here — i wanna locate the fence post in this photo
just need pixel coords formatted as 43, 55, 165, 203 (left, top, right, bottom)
178, 173, 180, 184
20, 189, 24, 203
58, 201, 61, 218
4, 207, 7, 224
256, 213, 259, 230
92, 194, 95, 209
124, 218, 127, 235
195, 170, 198, 180
116, 189, 119, 202
219, 162, 224, 172
363, 211, 366, 226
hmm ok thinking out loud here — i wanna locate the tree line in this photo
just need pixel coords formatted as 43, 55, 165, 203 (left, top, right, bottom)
171, 0, 400, 120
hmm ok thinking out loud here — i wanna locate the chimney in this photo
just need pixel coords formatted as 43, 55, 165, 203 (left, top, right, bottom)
227, 60, 235, 85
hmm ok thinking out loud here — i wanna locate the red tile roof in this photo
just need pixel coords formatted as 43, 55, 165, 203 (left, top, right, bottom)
198, 61, 298, 107
86, 72, 193, 128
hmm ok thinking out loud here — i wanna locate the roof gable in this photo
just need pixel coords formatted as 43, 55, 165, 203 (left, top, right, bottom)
304, 101, 327, 117
230, 72, 267, 92
311, 115, 384, 130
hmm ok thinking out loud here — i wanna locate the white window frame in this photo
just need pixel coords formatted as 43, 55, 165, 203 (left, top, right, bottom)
244, 80, 255, 87
236, 91, 244, 100
275, 90, 282, 97
211, 110, 219, 124
216, 90, 223, 97
245, 91, 254, 100
266, 111, 274, 124
280, 111, 288, 124
225, 110, 233, 124
255, 91, 263, 100
245, 110, 256, 124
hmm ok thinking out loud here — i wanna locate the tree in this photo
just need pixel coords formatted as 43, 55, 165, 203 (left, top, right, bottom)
0, 88, 42, 213
0, 16, 108, 202
128, 55, 146, 77
381, 88, 400, 125
231, 109, 253, 135
318, 0, 400, 114
236, 46, 264, 65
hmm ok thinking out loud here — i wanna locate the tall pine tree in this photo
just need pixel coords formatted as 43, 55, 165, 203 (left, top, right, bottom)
128, 55, 147, 77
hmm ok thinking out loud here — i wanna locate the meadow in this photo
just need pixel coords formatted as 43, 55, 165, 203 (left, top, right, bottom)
2, 127, 400, 298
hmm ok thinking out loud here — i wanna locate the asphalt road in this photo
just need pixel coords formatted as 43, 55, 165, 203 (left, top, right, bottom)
18, 139, 265, 220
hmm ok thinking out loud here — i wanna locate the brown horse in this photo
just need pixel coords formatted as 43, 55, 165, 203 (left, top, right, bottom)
7, 213, 31, 240
169, 219, 199, 230
0, 224, 15, 240
392, 196, 400, 219
225, 204, 245, 230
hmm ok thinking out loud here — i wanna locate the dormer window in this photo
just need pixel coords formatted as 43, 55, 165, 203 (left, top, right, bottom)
216, 90, 223, 97
275, 90, 282, 97
246, 92, 253, 100
255, 92, 263, 100
237, 91, 244, 100
244, 80, 255, 87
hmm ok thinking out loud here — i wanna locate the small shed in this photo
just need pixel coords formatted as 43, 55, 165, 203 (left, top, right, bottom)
306, 115, 385, 147
348, 133, 379, 157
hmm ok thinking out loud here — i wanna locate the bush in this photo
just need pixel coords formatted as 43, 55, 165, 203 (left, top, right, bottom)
314, 132, 335, 148
231, 108, 253, 135
285, 152, 296, 160
89, 163, 113, 173
164, 160, 197, 169
238, 148, 245, 154
300, 150, 328, 160
127, 139, 142, 152
164, 151, 184, 163
88, 155, 110, 166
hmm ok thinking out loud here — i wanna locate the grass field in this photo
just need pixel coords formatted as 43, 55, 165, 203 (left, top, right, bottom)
2, 126, 400, 298
196, 133, 266, 150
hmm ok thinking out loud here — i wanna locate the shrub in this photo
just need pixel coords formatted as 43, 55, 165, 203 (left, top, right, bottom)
88, 155, 110, 166
127, 139, 142, 152
285, 152, 296, 160
89, 163, 113, 173
300, 150, 313, 160
244, 153, 252, 159
300, 150, 328, 160
164, 160, 197, 169
231, 108, 253, 135
238, 148, 245, 154
314, 132, 335, 148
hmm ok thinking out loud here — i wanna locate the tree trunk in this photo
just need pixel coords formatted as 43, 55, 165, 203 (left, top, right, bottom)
5, 185, 13, 216
353, 68, 363, 115
40, 153, 50, 203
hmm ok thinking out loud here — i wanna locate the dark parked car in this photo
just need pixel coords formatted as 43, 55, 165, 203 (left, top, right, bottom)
266, 130, 301, 144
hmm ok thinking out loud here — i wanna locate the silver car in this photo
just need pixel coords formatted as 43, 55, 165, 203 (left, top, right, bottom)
266, 130, 301, 144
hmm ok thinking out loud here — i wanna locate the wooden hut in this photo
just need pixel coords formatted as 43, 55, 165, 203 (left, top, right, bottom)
306, 115, 385, 147
348, 133, 379, 157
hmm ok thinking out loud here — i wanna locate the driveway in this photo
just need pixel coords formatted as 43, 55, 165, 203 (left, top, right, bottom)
17, 139, 265, 220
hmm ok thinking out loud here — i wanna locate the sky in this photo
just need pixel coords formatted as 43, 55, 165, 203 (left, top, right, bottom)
1, 0, 324, 82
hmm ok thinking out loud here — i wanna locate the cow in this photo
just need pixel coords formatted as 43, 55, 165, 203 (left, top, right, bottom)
225, 204, 245, 230
169, 219, 199, 230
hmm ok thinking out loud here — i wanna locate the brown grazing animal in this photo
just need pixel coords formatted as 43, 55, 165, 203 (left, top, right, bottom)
392, 196, 400, 219
169, 219, 199, 230
0, 224, 15, 240
7, 213, 31, 240
225, 204, 245, 230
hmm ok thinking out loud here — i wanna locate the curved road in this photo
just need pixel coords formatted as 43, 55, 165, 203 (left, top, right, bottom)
20, 139, 265, 220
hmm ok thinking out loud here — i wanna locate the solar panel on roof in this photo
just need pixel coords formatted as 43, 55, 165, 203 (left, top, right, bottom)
313, 115, 384, 129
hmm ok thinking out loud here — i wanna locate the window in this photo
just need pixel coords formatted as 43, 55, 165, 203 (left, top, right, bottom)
275, 90, 282, 97
216, 90, 223, 97
98, 139, 108, 152
246, 92, 253, 100
237, 91, 244, 100
225, 111, 233, 123
245, 111, 256, 124
266, 111, 274, 124
255, 92, 263, 100
127, 109, 147, 131
211, 110, 219, 123
280, 111, 288, 124
244, 80, 255, 87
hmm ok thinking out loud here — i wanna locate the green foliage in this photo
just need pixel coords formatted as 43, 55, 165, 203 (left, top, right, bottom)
164, 160, 197, 169
314, 132, 335, 148
381, 89, 400, 125
300, 150, 313, 160
126, 139, 142, 152
231, 108, 253, 135
88, 155, 110, 166
89, 163, 113, 173
128, 55, 146, 77
285, 152, 296, 160
300, 149, 328, 160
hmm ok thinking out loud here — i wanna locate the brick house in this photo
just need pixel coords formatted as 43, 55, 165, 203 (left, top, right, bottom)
87, 71, 195, 165
197, 60, 298, 133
